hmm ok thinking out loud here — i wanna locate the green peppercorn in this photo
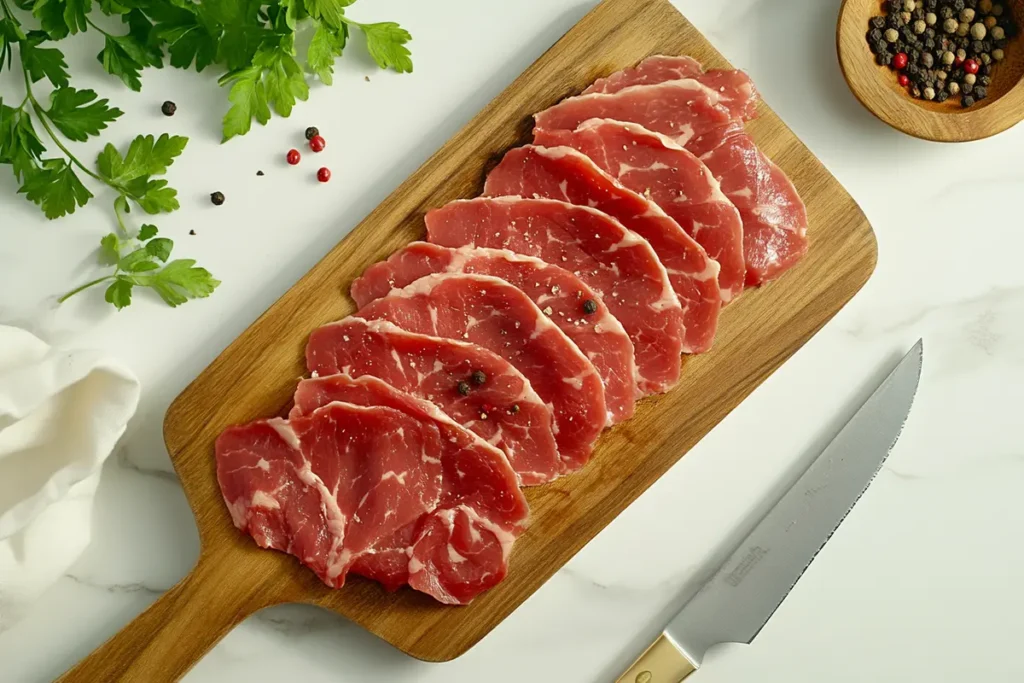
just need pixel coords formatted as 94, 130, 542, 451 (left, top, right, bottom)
471, 370, 487, 386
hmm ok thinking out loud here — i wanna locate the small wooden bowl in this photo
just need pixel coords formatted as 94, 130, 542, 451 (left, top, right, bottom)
838, 0, 1024, 142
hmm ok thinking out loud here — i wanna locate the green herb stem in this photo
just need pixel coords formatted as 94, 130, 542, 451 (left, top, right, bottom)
57, 274, 114, 303
84, 16, 113, 38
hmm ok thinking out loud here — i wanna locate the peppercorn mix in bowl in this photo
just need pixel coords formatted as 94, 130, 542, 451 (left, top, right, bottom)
837, 0, 1024, 141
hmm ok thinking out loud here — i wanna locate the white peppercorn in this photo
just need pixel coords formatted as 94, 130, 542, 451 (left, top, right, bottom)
924, 86, 936, 100
948, 81, 961, 95
943, 50, 956, 64
964, 73, 977, 85
885, 28, 900, 42
911, 85, 922, 98
992, 4, 1004, 17
980, 0, 993, 12
914, 19, 927, 33
991, 26, 1005, 40
971, 23, 987, 39
992, 48, 1005, 61
926, 11, 937, 25
960, 8, 975, 23
956, 48, 967, 61
903, 0, 915, 10
943, 17, 959, 32
957, 22, 970, 36
936, 69, 948, 80
985, 16, 998, 29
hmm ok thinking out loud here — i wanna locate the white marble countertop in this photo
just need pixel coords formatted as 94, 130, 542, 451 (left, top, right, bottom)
2, 0, 1024, 681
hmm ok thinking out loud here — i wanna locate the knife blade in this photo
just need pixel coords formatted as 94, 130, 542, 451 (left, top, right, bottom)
616, 340, 923, 683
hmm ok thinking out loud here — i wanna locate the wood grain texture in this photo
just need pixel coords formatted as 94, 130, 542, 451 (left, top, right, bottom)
838, 0, 1024, 142
59, 0, 877, 679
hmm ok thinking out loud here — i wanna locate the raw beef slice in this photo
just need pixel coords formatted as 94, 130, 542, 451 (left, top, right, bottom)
583, 55, 759, 122
425, 197, 684, 395
358, 273, 606, 472
533, 120, 746, 303
483, 144, 721, 352
687, 121, 808, 286
352, 242, 637, 424
289, 374, 527, 604
534, 79, 733, 148
306, 317, 561, 485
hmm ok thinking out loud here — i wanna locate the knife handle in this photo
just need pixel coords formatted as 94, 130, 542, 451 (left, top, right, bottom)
615, 633, 697, 683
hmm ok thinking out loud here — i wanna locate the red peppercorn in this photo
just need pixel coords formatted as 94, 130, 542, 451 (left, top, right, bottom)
286, 149, 301, 165
309, 135, 326, 153
964, 59, 979, 74
317, 167, 331, 183
898, 73, 910, 87
954, 54, 965, 66
893, 52, 908, 70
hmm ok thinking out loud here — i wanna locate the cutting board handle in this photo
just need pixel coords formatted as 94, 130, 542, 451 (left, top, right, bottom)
57, 549, 267, 682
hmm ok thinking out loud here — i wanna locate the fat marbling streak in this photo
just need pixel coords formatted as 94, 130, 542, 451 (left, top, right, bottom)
616, 340, 923, 683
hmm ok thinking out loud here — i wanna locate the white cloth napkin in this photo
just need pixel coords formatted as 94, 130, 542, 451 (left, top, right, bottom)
0, 325, 140, 629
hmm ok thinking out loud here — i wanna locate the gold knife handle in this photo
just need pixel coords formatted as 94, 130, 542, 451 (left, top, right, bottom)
615, 633, 697, 683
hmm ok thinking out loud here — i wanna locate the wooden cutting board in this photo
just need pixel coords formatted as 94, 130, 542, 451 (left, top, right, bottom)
59, 0, 877, 679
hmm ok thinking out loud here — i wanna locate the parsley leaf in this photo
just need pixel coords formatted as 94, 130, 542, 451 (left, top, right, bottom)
307, 22, 345, 85
127, 177, 179, 213
0, 101, 46, 181
46, 87, 123, 142
304, 0, 351, 29
105, 277, 134, 309
1, 18, 26, 71
97, 133, 188, 184
262, 43, 308, 117
360, 21, 412, 73
98, 34, 144, 90
134, 259, 220, 307
19, 158, 93, 219
137, 223, 158, 240
21, 33, 71, 88
205, 0, 269, 71
221, 65, 270, 140
150, 3, 218, 72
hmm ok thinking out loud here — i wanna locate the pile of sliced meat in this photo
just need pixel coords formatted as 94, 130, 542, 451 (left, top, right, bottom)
215, 55, 809, 605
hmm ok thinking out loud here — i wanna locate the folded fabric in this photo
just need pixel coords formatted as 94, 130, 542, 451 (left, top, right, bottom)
0, 325, 140, 630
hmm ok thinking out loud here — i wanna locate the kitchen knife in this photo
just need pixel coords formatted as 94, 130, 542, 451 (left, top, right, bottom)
616, 340, 923, 683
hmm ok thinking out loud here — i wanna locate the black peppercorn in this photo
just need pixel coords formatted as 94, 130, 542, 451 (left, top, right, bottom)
940, 6, 953, 19
256, 170, 264, 176
979, 74, 991, 86
926, 0, 937, 9
974, 85, 987, 99
936, 89, 950, 102
872, 16, 887, 29
582, 299, 598, 315
952, 0, 965, 12
457, 381, 470, 396
870, 28, 884, 43
210, 191, 225, 206
161, 101, 176, 116
888, 0, 902, 12
471, 370, 487, 386
907, 63, 921, 76
962, 82, 974, 94
304, 126, 319, 140
962, 94, 975, 107
876, 39, 890, 53
188, 229, 196, 235
509, 404, 520, 415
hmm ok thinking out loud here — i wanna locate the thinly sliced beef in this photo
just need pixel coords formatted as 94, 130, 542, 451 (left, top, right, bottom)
216, 402, 442, 591
357, 273, 606, 472
352, 242, 636, 424
687, 122, 808, 286
582, 55, 759, 121
483, 145, 721, 352
533, 120, 746, 304
425, 197, 684, 395
534, 80, 732, 148
306, 317, 560, 485
289, 374, 527, 604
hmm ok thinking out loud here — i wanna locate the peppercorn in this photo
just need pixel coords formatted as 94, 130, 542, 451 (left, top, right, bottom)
964, 72, 977, 84
582, 299, 598, 315
937, 69, 948, 79
471, 370, 487, 386
991, 26, 1005, 40
161, 100, 176, 116
949, 80, 961, 94
926, 0, 937, 8
904, 0, 916, 10
509, 404, 520, 415
913, 18, 927, 33
911, 85, 922, 97
876, 38, 890, 54
957, 22, 970, 36
889, 0, 902, 11
979, 74, 991, 85
962, 94, 976, 107
907, 62, 920, 75
984, 15, 998, 29
943, 50, 956, 64
210, 191, 225, 206
304, 126, 319, 140
971, 22, 986, 38
972, 39, 985, 53
901, 11, 913, 23
924, 86, 936, 99
991, 3, 1003, 16
922, 51, 935, 67
872, 16, 887, 29
256, 170, 264, 176
962, 82, 974, 94
936, 89, 951, 102
189, 229, 196, 235
926, 11, 938, 25
885, 27, 900, 41
960, 7, 975, 22
870, 27, 884, 43
896, 52, 911, 69
457, 381, 470, 396
952, 0, 965, 11
974, 85, 987, 99
979, 0, 993, 11
956, 47, 967, 60
943, 17, 959, 31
